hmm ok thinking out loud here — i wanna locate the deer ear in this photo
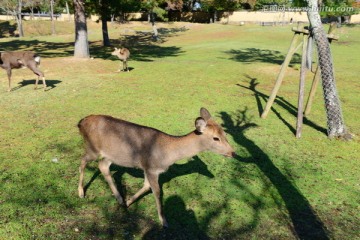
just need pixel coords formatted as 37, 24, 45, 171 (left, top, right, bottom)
114, 47, 118, 50
195, 117, 207, 133
200, 107, 211, 121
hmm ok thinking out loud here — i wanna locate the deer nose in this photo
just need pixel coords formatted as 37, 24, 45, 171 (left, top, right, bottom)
223, 151, 237, 158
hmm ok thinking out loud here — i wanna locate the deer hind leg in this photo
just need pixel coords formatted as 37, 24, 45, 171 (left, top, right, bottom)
6, 68, 12, 92
34, 71, 46, 90
125, 60, 129, 72
126, 174, 151, 207
35, 76, 39, 90
145, 171, 168, 227
29, 63, 46, 90
78, 151, 97, 198
98, 159, 124, 205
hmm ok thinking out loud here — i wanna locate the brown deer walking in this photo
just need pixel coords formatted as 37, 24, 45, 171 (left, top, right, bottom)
0, 51, 46, 92
111, 47, 130, 72
77, 108, 235, 227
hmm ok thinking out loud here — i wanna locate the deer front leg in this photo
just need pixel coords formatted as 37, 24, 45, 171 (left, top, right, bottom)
145, 171, 168, 227
98, 159, 124, 205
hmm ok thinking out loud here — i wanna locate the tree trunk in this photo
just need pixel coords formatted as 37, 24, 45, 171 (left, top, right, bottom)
50, 0, 56, 35
30, 6, 34, 20
101, 18, 110, 46
17, 0, 24, 37
307, 0, 349, 139
150, 11, 158, 41
100, 0, 110, 46
73, 0, 90, 58
66, 1, 71, 22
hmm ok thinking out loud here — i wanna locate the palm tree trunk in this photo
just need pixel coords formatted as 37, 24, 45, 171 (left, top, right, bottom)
307, 0, 349, 139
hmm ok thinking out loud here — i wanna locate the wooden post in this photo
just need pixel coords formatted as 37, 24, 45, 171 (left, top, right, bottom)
304, 65, 321, 116
261, 32, 301, 118
296, 34, 309, 138
261, 24, 310, 119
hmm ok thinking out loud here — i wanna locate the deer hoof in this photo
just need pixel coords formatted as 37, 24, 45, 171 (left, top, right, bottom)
115, 196, 125, 206
78, 188, 85, 198
162, 219, 169, 228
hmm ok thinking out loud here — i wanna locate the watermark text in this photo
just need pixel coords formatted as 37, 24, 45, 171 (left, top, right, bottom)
262, 5, 355, 12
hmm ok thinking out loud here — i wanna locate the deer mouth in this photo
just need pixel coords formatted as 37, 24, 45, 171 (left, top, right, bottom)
223, 152, 237, 158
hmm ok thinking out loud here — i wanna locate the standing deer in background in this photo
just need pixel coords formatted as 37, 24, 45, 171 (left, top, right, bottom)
111, 47, 130, 72
0, 51, 46, 92
77, 107, 235, 227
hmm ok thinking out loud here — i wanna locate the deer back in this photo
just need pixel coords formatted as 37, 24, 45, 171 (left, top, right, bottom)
78, 115, 167, 169
0, 51, 39, 69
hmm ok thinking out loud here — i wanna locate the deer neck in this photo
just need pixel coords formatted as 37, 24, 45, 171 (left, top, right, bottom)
162, 131, 206, 165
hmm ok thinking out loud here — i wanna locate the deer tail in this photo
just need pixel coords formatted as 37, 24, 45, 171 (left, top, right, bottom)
34, 55, 41, 66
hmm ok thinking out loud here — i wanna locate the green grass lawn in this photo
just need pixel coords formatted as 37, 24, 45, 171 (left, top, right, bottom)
0, 20, 359, 239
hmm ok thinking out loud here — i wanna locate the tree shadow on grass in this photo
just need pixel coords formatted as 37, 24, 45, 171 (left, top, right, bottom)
1, 26, 185, 62
0, 21, 17, 37
0, 39, 74, 57
219, 109, 330, 239
238, 74, 327, 136
105, 30, 185, 62
225, 48, 301, 67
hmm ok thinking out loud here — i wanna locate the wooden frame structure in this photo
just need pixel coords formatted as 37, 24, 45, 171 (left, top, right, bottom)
261, 23, 338, 138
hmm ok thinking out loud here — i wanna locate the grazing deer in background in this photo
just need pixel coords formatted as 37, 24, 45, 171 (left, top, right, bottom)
111, 47, 130, 72
0, 51, 46, 92
77, 107, 235, 227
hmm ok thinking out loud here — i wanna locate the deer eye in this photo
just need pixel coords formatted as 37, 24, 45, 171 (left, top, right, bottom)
213, 137, 220, 141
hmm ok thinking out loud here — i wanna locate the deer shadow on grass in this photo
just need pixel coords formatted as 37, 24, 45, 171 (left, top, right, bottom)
143, 195, 209, 239
82, 156, 212, 238
10, 79, 62, 91
84, 156, 214, 210
219, 109, 330, 239
80, 194, 207, 239
238, 75, 327, 136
